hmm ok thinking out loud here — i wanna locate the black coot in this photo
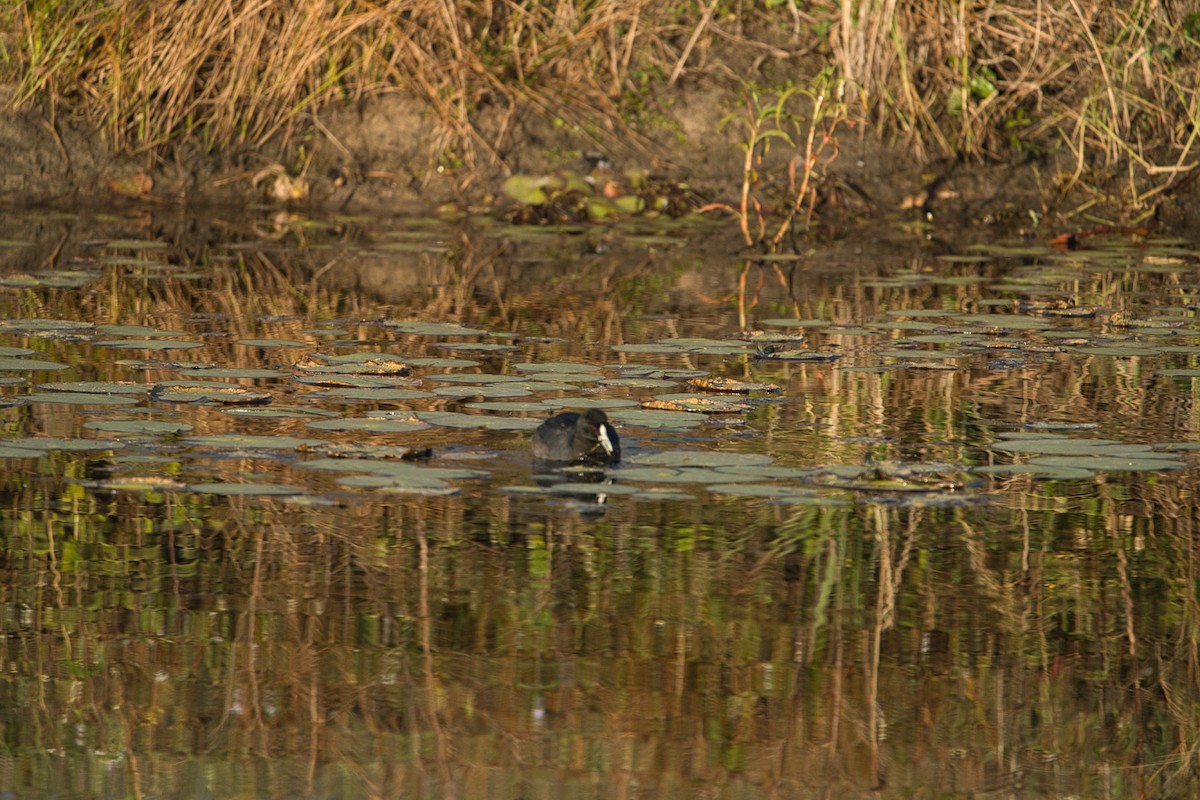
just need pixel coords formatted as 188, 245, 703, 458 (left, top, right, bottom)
531, 408, 620, 463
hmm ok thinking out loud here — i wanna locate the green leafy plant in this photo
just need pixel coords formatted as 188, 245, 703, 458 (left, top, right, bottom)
702, 69, 848, 251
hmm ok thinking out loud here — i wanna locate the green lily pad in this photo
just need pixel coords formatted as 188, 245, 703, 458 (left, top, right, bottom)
94, 339, 205, 351
4, 437, 123, 452
416, 411, 541, 430
0, 347, 36, 357
24, 391, 138, 405
431, 342, 517, 352
150, 383, 272, 405
380, 320, 487, 336
607, 409, 704, 429
37, 381, 150, 395
0, 319, 94, 333
184, 435, 322, 450
305, 388, 436, 401
84, 420, 193, 435
306, 416, 430, 433
0, 357, 70, 371
617, 467, 764, 484
432, 385, 533, 399
95, 325, 191, 337
512, 362, 603, 373
175, 367, 287, 379
0, 272, 97, 288
1028, 455, 1185, 472
293, 353, 411, 375
220, 406, 340, 419
237, 338, 309, 348
970, 464, 1097, 480
628, 451, 774, 468
406, 357, 481, 368
188, 482, 305, 496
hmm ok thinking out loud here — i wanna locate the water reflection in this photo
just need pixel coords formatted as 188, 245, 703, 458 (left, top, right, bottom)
0, 209, 1198, 797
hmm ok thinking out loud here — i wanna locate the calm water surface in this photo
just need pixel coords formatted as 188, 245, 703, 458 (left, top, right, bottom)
1, 210, 1199, 799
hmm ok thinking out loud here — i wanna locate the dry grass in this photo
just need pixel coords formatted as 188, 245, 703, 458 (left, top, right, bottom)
8, 0, 681, 165
5, 1, 1199, 209
829, 0, 1200, 207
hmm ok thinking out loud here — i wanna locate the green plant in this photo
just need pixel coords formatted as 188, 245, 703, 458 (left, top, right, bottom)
702, 69, 848, 250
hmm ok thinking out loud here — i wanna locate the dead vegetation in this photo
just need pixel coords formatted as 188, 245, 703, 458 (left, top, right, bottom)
3, 1, 1199, 210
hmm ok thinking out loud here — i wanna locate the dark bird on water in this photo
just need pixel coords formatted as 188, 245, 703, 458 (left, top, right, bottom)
531, 408, 620, 464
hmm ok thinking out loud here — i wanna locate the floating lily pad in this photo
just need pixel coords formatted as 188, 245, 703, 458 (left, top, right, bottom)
543, 397, 640, 410
687, 377, 781, 393
188, 482, 305, 496
613, 338, 752, 355
0, 347, 36, 357
970, 464, 1097, 480
37, 381, 150, 395
642, 395, 752, 414
0, 271, 97, 288
416, 411, 541, 430
628, 451, 774, 468
607, 409, 705, 429
512, 362, 603, 373
306, 387, 436, 401
0, 445, 42, 458
84, 476, 187, 492
293, 353, 411, 375
546, 482, 641, 496
4, 437, 124, 452
1028, 455, 1185, 472
299, 443, 431, 460
758, 349, 840, 362
0, 319, 94, 333
150, 383, 272, 405
431, 342, 518, 352
706, 483, 827, 500
237, 338, 309, 348
464, 401, 555, 412
94, 339, 205, 351
379, 320, 487, 336
617, 467, 764, 484
991, 439, 1151, 456
95, 325, 192, 337
24, 391, 138, 405
175, 367, 286, 379
306, 416, 430, 433
84, 420, 193, 435
0, 357, 70, 371
432, 373, 528, 384
184, 435, 322, 450
292, 374, 420, 388
406, 357, 481, 368
221, 406, 340, 419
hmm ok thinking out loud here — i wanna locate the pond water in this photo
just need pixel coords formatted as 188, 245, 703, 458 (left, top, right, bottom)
1, 209, 1199, 798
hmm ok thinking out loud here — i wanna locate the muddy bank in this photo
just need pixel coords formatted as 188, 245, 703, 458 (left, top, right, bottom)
1, 81, 1196, 235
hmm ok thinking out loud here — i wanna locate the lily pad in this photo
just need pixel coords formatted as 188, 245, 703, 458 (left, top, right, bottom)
687, 377, 781, 393
0, 357, 70, 371
306, 416, 430, 433
84, 420, 193, 435
150, 383, 272, 405
4, 437, 124, 452
183, 435, 322, 450
24, 392, 138, 405
237, 338, 309, 348
642, 395, 752, 413
174, 367, 286, 379
416, 411, 542, 430
628, 451, 774, 468
293, 353, 411, 375
188, 482, 305, 496
380, 320, 487, 336
37, 381, 150, 395
221, 406, 340, 419
607, 409, 705, 429
94, 339, 205, 351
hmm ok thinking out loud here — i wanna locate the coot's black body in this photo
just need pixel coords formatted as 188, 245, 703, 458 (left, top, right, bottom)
531, 408, 620, 464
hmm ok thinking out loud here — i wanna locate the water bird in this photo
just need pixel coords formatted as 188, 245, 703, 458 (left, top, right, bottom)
531, 408, 620, 464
